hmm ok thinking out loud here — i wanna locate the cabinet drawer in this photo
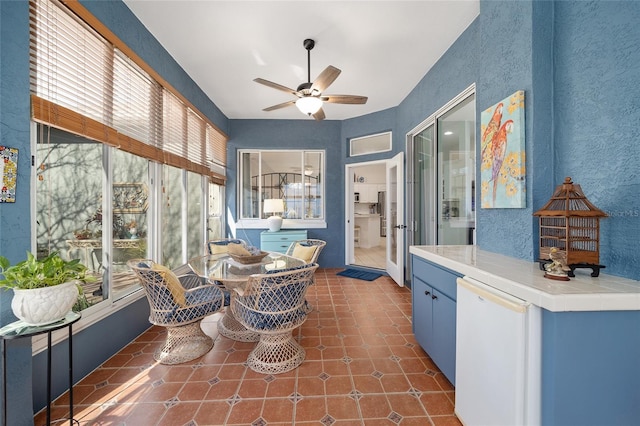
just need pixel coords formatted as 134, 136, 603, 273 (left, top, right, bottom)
260, 230, 307, 253
411, 256, 460, 300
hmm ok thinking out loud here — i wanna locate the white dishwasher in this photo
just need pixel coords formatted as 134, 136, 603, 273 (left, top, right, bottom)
455, 276, 541, 426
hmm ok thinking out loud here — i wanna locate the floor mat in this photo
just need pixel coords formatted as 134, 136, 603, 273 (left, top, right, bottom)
336, 269, 382, 281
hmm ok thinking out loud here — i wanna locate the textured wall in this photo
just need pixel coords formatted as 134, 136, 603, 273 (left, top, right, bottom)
0, 2, 36, 424
553, 1, 640, 279
475, 0, 540, 260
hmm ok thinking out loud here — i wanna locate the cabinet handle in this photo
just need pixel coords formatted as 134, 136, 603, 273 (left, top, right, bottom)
431, 294, 438, 300
424, 291, 430, 296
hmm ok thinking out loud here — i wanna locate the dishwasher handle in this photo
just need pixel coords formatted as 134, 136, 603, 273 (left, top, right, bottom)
457, 277, 528, 313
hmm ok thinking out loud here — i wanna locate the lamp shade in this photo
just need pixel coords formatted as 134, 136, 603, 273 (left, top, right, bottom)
263, 198, 285, 214
264, 199, 285, 232
296, 96, 323, 115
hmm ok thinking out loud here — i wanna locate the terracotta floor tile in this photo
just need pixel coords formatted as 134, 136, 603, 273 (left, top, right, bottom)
379, 374, 412, 393
156, 401, 200, 426
297, 376, 326, 397
386, 393, 428, 417
327, 395, 360, 419
352, 374, 384, 394
265, 376, 296, 398
225, 398, 264, 425
324, 375, 354, 395
294, 396, 326, 422
194, 400, 232, 425
42, 269, 463, 425
420, 392, 455, 416
260, 398, 295, 423
178, 381, 212, 401
358, 394, 392, 419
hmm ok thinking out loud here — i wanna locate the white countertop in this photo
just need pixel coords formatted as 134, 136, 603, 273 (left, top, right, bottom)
354, 213, 380, 218
409, 245, 640, 312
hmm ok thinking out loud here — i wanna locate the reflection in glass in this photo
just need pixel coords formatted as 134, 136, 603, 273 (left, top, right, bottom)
162, 165, 183, 268
36, 126, 106, 310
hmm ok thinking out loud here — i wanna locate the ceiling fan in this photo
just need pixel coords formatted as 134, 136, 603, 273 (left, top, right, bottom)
254, 38, 368, 121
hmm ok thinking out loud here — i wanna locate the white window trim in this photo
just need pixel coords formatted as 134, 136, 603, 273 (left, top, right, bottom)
237, 149, 326, 225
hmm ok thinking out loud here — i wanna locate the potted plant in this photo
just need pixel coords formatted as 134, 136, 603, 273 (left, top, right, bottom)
0, 251, 95, 325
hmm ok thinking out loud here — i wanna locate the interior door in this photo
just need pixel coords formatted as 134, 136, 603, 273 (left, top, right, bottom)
386, 152, 405, 286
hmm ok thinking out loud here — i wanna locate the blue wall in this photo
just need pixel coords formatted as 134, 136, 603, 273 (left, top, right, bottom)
553, 1, 640, 279
1, 0, 640, 422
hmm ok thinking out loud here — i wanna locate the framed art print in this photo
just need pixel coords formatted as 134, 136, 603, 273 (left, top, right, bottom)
480, 90, 526, 208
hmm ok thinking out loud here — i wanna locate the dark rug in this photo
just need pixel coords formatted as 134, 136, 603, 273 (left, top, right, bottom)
336, 269, 383, 281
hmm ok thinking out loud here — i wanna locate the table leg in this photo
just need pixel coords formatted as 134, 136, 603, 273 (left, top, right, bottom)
47, 331, 52, 426
2, 339, 6, 426
217, 308, 259, 342
68, 323, 74, 425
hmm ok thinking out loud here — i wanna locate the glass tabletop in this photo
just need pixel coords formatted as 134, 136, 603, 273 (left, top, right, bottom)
187, 252, 306, 285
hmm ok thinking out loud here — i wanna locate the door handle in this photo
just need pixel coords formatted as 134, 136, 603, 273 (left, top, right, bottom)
393, 224, 407, 229
424, 290, 430, 296
431, 294, 438, 300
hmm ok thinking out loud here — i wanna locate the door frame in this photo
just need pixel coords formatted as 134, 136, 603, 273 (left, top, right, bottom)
344, 155, 405, 286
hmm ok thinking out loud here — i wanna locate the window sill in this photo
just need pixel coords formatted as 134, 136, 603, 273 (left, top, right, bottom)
236, 219, 327, 229
31, 289, 145, 355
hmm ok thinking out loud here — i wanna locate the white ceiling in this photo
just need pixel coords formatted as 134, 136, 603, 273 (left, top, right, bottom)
123, 1, 479, 121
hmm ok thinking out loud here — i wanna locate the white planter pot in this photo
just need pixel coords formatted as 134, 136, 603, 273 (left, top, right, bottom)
11, 280, 79, 326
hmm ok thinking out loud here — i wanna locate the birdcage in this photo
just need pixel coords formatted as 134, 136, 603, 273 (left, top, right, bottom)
533, 177, 607, 277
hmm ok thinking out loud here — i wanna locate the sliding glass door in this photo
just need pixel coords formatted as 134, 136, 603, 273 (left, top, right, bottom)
409, 90, 476, 250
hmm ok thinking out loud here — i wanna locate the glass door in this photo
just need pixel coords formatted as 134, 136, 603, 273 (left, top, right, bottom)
386, 152, 405, 286
409, 92, 475, 248
437, 96, 476, 244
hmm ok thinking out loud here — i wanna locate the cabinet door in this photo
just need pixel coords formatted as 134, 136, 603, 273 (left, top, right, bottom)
412, 276, 434, 356
432, 289, 457, 384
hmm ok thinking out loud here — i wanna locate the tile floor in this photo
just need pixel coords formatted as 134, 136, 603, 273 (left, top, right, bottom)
37, 268, 460, 426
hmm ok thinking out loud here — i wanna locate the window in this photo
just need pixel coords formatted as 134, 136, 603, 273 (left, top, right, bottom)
350, 132, 392, 156
29, 0, 226, 331
238, 150, 325, 228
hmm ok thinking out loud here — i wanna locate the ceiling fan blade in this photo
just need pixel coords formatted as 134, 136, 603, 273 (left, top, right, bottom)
312, 107, 326, 121
263, 100, 296, 112
321, 94, 368, 104
254, 78, 300, 96
310, 66, 341, 93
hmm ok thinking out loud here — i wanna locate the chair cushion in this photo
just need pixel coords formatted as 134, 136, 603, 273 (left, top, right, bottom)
208, 239, 245, 254
151, 263, 186, 307
292, 243, 316, 263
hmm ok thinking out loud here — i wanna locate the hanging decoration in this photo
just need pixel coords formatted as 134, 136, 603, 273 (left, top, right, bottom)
0, 146, 18, 203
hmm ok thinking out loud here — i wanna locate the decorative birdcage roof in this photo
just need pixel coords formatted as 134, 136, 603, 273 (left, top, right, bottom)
533, 177, 607, 218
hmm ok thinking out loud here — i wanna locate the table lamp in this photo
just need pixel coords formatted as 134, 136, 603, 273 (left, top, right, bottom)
264, 199, 285, 232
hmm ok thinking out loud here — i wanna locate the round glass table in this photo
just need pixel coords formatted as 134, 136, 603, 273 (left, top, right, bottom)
187, 252, 305, 341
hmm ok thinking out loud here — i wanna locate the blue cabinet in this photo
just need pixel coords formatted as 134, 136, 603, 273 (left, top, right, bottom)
411, 255, 460, 384
260, 230, 307, 254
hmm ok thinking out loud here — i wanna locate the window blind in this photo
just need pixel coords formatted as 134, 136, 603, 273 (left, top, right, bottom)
29, 0, 227, 180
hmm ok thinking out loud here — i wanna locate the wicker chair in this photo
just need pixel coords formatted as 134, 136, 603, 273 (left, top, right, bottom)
205, 238, 260, 342
284, 239, 326, 264
285, 239, 326, 313
127, 259, 225, 365
231, 263, 319, 374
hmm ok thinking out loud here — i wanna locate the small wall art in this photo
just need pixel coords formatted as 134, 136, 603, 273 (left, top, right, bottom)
0, 146, 18, 203
480, 90, 526, 208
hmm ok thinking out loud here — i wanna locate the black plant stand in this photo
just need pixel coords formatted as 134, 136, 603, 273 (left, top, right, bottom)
0, 311, 80, 426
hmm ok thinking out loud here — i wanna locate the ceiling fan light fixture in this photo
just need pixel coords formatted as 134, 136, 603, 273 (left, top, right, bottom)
296, 96, 323, 115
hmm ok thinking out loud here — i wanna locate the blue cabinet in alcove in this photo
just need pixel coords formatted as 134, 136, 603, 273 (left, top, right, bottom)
411, 255, 460, 384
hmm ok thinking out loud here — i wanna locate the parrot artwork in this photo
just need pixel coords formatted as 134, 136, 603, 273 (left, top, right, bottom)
489, 119, 514, 204
481, 102, 503, 159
